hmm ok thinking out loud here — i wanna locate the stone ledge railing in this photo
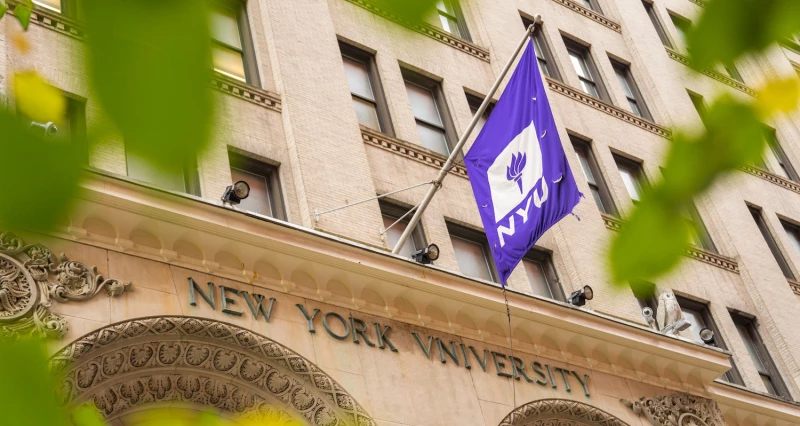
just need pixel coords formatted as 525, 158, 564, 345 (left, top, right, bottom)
360, 126, 469, 179
788, 279, 800, 296
665, 48, 758, 97
601, 214, 740, 274
546, 78, 672, 138
739, 165, 800, 196
342, 0, 491, 62
551, 0, 622, 33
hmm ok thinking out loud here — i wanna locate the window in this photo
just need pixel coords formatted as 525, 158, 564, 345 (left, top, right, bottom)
731, 313, 790, 398
669, 13, 692, 48
762, 130, 799, 181
611, 60, 651, 119
685, 202, 717, 252
630, 280, 658, 312
642, 1, 672, 48
571, 137, 617, 215
340, 43, 393, 135
381, 201, 426, 258
676, 296, 743, 384
466, 93, 494, 135
564, 38, 607, 101
781, 220, 800, 258
228, 150, 286, 219
33, 0, 78, 17
522, 17, 561, 80
210, 2, 259, 85
403, 70, 455, 156
687, 90, 707, 124
724, 64, 744, 83
436, 0, 471, 41
614, 155, 646, 203
750, 205, 795, 279
126, 150, 200, 195
522, 249, 563, 301
576, 0, 602, 12
448, 223, 496, 282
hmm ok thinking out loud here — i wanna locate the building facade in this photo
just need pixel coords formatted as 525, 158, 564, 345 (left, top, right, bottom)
3, 0, 800, 424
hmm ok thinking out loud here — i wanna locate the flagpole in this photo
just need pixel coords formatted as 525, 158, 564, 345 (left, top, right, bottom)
392, 17, 541, 254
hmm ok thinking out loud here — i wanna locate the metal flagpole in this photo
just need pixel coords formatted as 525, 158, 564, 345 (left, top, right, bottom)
391, 16, 541, 254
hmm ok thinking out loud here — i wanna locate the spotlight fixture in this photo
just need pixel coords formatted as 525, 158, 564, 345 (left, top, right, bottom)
30, 121, 58, 137
411, 243, 440, 265
699, 328, 716, 345
568, 285, 594, 306
221, 180, 250, 206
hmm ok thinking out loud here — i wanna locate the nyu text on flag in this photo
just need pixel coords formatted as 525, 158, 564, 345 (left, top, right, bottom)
464, 39, 581, 285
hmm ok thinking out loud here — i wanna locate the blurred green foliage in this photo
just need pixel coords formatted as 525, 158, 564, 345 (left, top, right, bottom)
369, 0, 438, 25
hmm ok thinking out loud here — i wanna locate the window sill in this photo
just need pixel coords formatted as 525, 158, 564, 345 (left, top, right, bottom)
665, 47, 758, 97
739, 164, 800, 196
360, 126, 469, 179
601, 213, 740, 274
546, 78, 672, 138
211, 74, 282, 112
550, 0, 621, 33
342, 0, 491, 62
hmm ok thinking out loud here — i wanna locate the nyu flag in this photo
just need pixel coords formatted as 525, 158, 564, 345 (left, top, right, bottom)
464, 40, 581, 285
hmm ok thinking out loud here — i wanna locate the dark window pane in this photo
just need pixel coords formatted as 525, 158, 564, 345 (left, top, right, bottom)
231, 167, 273, 216
383, 216, 417, 258
523, 259, 553, 298
643, 1, 672, 47
451, 235, 493, 281
34, 0, 61, 13
406, 83, 444, 126
750, 206, 795, 279
417, 123, 449, 155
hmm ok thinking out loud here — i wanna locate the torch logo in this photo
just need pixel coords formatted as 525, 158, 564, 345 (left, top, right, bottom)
506, 152, 527, 193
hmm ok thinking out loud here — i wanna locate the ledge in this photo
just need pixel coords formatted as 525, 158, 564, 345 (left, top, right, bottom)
342, 0, 491, 62
788, 279, 800, 296
211, 75, 282, 112
688, 0, 708, 7
551, 0, 621, 33
28, 4, 84, 39
546, 78, 672, 138
360, 126, 469, 178
665, 48, 758, 97
601, 214, 740, 274
739, 165, 800, 196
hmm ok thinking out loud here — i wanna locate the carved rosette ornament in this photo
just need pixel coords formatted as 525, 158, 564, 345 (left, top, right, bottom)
0, 232, 131, 339
621, 393, 727, 426
498, 399, 630, 426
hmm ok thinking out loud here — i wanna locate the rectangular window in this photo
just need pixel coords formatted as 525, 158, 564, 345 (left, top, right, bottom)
688, 90, 707, 124
685, 202, 717, 252
763, 130, 799, 181
750, 205, 795, 279
669, 13, 692, 48
564, 38, 607, 101
611, 60, 651, 119
210, 2, 259, 86
381, 201, 426, 258
466, 93, 494, 135
577, 0, 602, 12
228, 150, 286, 220
448, 223, 496, 282
126, 150, 200, 196
436, 0, 471, 41
676, 296, 743, 384
522, 17, 561, 80
731, 313, 790, 398
340, 43, 393, 135
724, 64, 744, 83
523, 249, 563, 301
614, 155, 646, 203
571, 137, 616, 215
642, 1, 672, 48
403, 70, 454, 156
782, 220, 800, 258
33, 0, 61, 13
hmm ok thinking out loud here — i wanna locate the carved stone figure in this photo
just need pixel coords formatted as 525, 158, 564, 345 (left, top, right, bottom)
656, 291, 689, 334
0, 232, 132, 339
622, 393, 727, 426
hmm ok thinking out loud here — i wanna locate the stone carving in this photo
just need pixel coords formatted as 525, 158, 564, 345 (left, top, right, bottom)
622, 393, 727, 426
0, 232, 131, 339
51, 316, 376, 426
498, 398, 630, 426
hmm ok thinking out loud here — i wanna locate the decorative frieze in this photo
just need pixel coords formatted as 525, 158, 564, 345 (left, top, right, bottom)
342, 0, 491, 62
601, 213, 624, 231
551, 0, 622, 33
499, 399, 628, 426
546, 78, 672, 138
211, 75, 282, 112
788, 279, 800, 296
665, 48, 758, 97
739, 164, 800, 195
360, 126, 469, 178
622, 392, 726, 426
28, 5, 85, 39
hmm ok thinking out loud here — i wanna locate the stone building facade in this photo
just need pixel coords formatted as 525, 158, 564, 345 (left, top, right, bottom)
2, 0, 800, 424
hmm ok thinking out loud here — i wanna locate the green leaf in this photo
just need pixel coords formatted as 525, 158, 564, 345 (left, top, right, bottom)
369, 0, 439, 26
0, 111, 82, 232
13, 0, 32, 30
72, 405, 107, 426
14, 71, 67, 123
82, 0, 215, 170
0, 338, 71, 426
0, 1, 9, 19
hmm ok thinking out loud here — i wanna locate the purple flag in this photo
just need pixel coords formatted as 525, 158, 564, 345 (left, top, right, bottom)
464, 40, 581, 285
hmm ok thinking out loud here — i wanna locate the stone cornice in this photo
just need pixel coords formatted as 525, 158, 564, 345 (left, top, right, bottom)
688, 0, 708, 7
546, 78, 672, 138
666, 47, 758, 97
551, 0, 622, 33
342, 0, 491, 62
739, 164, 800, 195
360, 126, 469, 178
211, 75, 282, 112
28, 4, 84, 39
788, 279, 800, 296
602, 214, 740, 274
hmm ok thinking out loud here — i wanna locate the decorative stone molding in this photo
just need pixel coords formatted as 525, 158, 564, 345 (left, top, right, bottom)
499, 398, 629, 426
688, 0, 708, 7
0, 232, 131, 339
342, 0, 491, 62
788, 279, 800, 296
211, 75, 282, 112
551, 0, 622, 33
739, 164, 800, 196
51, 316, 375, 426
665, 48, 758, 97
546, 78, 672, 139
28, 5, 85, 39
600, 216, 740, 274
361, 126, 469, 178
622, 392, 727, 426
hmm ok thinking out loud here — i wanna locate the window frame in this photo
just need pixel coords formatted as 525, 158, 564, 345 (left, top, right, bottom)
65, 94, 88, 162
210, 0, 261, 87
522, 248, 564, 301
380, 200, 427, 256
642, 0, 673, 48
780, 218, 800, 259
723, 63, 745, 83
402, 69, 458, 156
33, 0, 77, 17
630, 280, 658, 313
339, 41, 395, 136
563, 37, 610, 102
685, 201, 717, 253
730, 312, 791, 399
228, 149, 287, 220
571, 136, 617, 216
576, 0, 603, 13
610, 59, 652, 120
436, 0, 472, 42
749, 205, 795, 280
687, 90, 707, 124
446, 222, 498, 283
613, 153, 647, 204
764, 128, 799, 181
465, 92, 495, 136
522, 17, 562, 81
669, 12, 692, 49
125, 148, 201, 196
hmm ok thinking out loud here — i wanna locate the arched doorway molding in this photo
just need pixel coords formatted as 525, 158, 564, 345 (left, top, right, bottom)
498, 399, 630, 426
50, 316, 376, 426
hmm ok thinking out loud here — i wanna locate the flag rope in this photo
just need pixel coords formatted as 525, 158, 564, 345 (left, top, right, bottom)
502, 286, 517, 410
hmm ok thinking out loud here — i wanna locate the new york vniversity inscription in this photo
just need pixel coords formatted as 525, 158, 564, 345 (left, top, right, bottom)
188, 277, 591, 397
